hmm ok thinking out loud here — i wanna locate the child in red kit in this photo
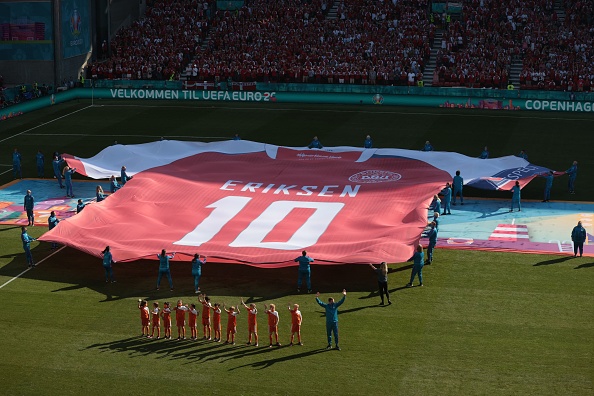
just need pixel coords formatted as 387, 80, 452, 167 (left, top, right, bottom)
288, 303, 303, 346
211, 303, 222, 342
188, 303, 198, 340
138, 299, 150, 337
264, 303, 281, 347
150, 302, 160, 339
161, 302, 172, 339
198, 294, 212, 340
223, 304, 240, 345
241, 298, 258, 346
174, 299, 188, 340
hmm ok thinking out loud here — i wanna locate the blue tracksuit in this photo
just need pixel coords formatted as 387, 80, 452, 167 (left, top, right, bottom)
453, 175, 463, 204
511, 185, 521, 211
36, 152, 44, 177
53, 159, 64, 187
295, 255, 314, 290
24, 193, 35, 224
21, 231, 35, 266
544, 174, 553, 201
12, 151, 22, 178
566, 164, 577, 193
441, 186, 452, 214
316, 295, 346, 347
48, 215, 59, 248
157, 253, 175, 289
426, 227, 438, 263
77, 202, 85, 213
308, 139, 323, 149
479, 149, 489, 159
571, 225, 586, 256
102, 251, 115, 282
110, 179, 120, 193
422, 143, 433, 151
64, 168, 76, 197
191, 257, 206, 291
121, 169, 131, 184
409, 251, 425, 285
364, 138, 373, 148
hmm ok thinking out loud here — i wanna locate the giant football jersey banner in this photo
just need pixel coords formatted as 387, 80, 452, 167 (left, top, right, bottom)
40, 141, 549, 266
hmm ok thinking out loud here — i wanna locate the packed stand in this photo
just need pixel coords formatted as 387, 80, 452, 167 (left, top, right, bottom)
192, 0, 434, 86
432, 0, 522, 88
518, 0, 594, 91
87, 0, 214, 81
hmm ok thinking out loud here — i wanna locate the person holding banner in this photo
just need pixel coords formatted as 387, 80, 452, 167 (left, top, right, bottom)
295, 250, 314, 293
565, 160, 578, 194
156, 249, 175, 291
308, 136, 323, 149
452, 170, 464, 205
510, 181, 521, 212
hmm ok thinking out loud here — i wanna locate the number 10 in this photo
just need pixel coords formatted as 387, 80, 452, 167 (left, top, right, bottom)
174, 196, 344, 250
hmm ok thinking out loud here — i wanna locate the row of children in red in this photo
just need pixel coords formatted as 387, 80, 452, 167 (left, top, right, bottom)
138, 294, 303, 347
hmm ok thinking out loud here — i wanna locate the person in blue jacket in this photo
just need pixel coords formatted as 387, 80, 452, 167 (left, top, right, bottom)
440, 182, 452, 215
315, 289, 346, 350
479, 146, 489, 159
517, 149, 528, 160
36, 150, 44, 178
452, 170, 464, 205
121, 166, 132, 185
191, 253, 207, 293
12, 148, 22, 179
96, 186, 106, 202
308, 136, 323, 149
157, 249, 175, 291
48, 211, 60, 249
295, 250, 314, 293
425, 221, 437, 264
431, 195, 441, 214
422, 140, 433, 151
110, 175, 121, 193
21, 226, 36, 268
565, 160, 578, 194
364, 135, 373, 148
52, 155, 65, 188
510, 180, 521, 212
406, 245, 425, 287
76, 199, 86, 213
571, 221, 586, 257
542, 170, 554, 202
101, 246, 116, 283
63, 166, 77, 198
23, 189, 35, 226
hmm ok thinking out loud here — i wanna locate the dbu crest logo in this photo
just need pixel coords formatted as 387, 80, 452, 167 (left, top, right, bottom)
70, 9, 81, 36
348, 170, 401, 183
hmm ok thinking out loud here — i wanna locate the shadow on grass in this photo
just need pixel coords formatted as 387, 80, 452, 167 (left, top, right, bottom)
359, 285, 409, 301
574, 262, 594, 269
83, 336, 328, 367
533, 256, 574, 266
229, 348, 328, 370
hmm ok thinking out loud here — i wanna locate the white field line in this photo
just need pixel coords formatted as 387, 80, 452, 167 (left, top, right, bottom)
0, 246, 66, 290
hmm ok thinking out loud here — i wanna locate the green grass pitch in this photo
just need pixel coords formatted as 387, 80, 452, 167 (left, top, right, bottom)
0, 100, 592, 395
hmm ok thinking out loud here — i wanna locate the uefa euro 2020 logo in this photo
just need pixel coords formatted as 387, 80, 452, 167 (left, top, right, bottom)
70, 9, 81, 36
372, 94, 384, 105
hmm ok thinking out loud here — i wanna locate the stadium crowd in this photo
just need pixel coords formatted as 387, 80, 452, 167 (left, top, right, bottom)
75, 0, 594, 91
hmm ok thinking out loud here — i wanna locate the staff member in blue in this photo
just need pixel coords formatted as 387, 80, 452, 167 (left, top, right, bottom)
452, 170, 464, 205
422, 141, 433, 151
157, 249, 175, 291
295, 250, 314, 293
52, 155, 65, 188
315, 289, 346, 350
364, 135, 373, 148
36, 150, 44, 178
571, 221, 586, 258
23, 189, 35, 226
101, 246, 116, 283
21, 226, 36, 268
308, 136, 323, 149
425, 221, 437, 264
63, 166, 77, 198
121, 166, 133, 185
12, 148, 22, 179
440, 182, 452, 215
510, 180, 521, 212
191, 253, 207, 293
110, 175, 121, 193
48, 211, 60, 249
479, 146, 489, 159
406, 245, 425, 287
542, 170, 554, 202
565, 160, 578, 194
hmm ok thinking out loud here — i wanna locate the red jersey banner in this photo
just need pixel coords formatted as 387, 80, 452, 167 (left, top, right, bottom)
43, 141, 550, 266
